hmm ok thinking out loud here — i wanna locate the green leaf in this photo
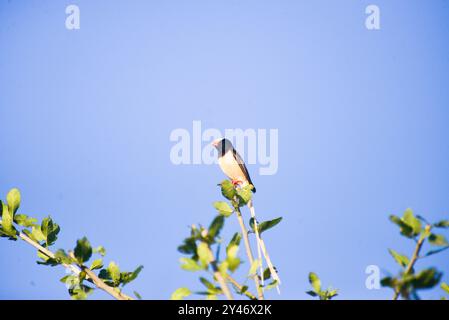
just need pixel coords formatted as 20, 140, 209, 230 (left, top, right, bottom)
309, 272, 321, 293
99, 261, 121, 286
199, 277, 222, 294
424, 246, 449, 257
107, 261, 121, 285
220, 180, 236, 200
180, 257, 202, 271
389, 215, 414, 238
6, 188, 21, 215
78, 270, 87, 282
134, 291, 142, 300
178, 237, 197, 255
120, 265, 144, 286
228, 232, 242, 248
411, 268, 442, 289
257, 217, 283, 234
236, 185, 252, 205
208, 215, 224, 239
322, 288, 338, 300
197, 242, 213, 268
41, 217, 60, 246
54, 249, 74, 264
74, 237, 93, 263
90, 259, 103, 270
226, 244, 239, 260
213, 201, 234, 217
171, 287, 191, 300
402, 209, 422, 235
199, 277, 215, 290
37, 249, 72, 266
0, 203, 17, 239
428, 234, 449, 246
265, 280, 278, 290
36, 250, 59, 266
225, 244, 241, 273
261, 267, 272, 281
30, 226, 46, 242
434, 220, 449, 228
388, 249, 410, 268
218, 260, 229, 277
93, 246, 106, 256
68, 284, 94, 300
60, 275, 79, 287
306, 290, 318, 297
441, 282, 449, 295
13, 214, 38, 227
239, 285, 249, 295
380, 276, 397, 288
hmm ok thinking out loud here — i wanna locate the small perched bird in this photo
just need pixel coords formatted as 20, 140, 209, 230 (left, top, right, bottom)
212, 138, 256, 192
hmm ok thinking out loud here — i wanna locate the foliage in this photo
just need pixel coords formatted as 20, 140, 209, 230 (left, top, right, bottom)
306, 272, 338, 300
172, 180, 283, 300
0, 188, 143, 300
3, 186, 449, 301
381, 209, 449, 300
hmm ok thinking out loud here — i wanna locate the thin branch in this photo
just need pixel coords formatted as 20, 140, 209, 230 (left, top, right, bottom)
248, 200, 281, 290
68, 252, 132, 300
204, 245, 233, 300
211, 263, 234, 300
258, 237, 281, 288
226, 274, 256, 300
234, 207, 264, 300
392, 225, 430, 300
247, 200, 265, 288
18, 230, 80, 275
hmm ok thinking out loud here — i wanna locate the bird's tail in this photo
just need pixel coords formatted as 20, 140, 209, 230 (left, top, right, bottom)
247, 200, 281, 294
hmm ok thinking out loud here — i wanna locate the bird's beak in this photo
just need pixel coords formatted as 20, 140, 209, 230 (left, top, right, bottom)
212, 141, 218, 147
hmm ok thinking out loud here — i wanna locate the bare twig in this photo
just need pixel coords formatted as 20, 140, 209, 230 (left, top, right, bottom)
258, 237, 281, 288
211, 264, 234, 300
204, 245, 233, 300
248, 200, 281, 293
247, 200, 264, 288
234, 207, 264, 300
226, 274, 256, 300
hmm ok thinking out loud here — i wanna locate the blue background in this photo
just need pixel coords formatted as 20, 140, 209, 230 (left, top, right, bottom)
1, 0, 448, 299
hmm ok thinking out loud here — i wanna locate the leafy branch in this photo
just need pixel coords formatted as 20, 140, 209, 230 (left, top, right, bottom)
381, 209, 449, 300
306, 272, 338, 300
0, 188, 143, 300
172, 180, 282, 300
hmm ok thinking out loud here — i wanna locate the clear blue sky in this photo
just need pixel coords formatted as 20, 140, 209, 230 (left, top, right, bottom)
1, 0, 449, 300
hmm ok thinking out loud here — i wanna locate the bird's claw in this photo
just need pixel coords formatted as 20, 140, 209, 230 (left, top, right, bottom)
231, 179, 243, 186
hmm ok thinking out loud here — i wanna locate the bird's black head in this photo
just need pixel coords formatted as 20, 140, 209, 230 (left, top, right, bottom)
212, 138, 233, 156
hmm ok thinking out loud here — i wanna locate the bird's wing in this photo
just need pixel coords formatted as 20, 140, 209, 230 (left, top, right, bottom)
232, 148, 256, 192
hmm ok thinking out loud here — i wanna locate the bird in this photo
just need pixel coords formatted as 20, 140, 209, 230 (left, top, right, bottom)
212, 138, 256, 192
